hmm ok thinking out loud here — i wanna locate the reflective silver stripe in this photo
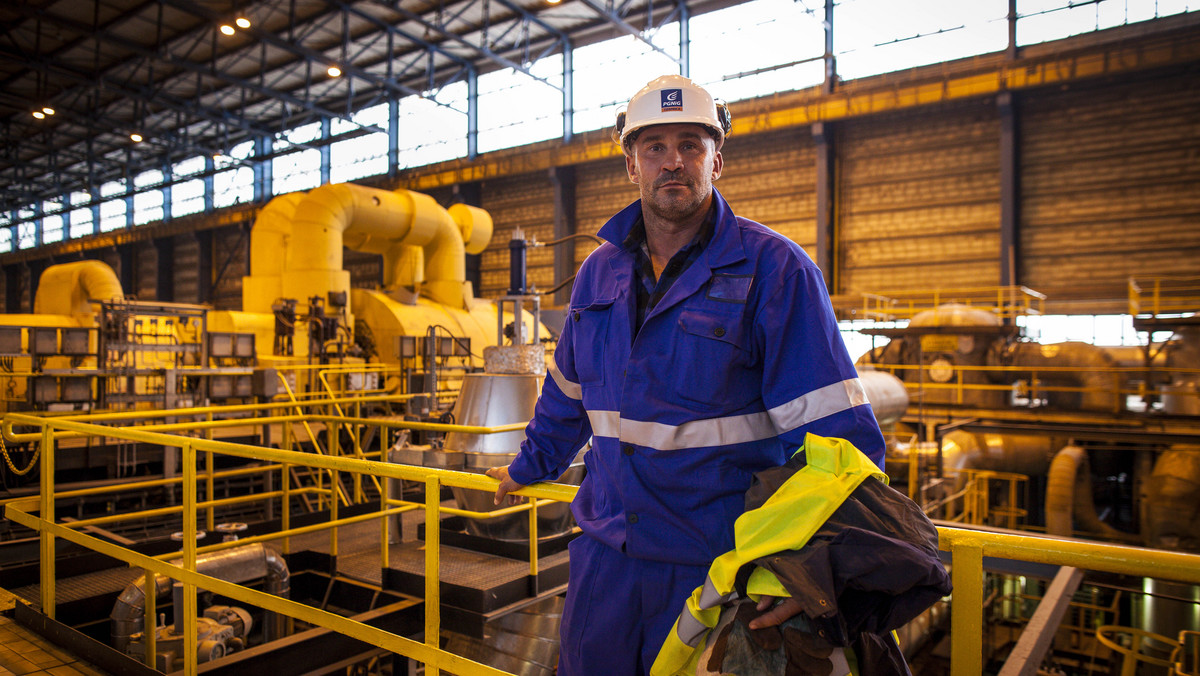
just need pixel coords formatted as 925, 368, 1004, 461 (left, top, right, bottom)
767, 378, 869, 434
548, 363, 582, 400
587, 410, 621, 438
697, 577, 734, 610
587, 409, 776, 450
676, 610, 710, 647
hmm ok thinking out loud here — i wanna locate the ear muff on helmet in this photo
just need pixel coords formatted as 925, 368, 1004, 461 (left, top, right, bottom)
613, 110, 627, 145
715, 100, 732, 136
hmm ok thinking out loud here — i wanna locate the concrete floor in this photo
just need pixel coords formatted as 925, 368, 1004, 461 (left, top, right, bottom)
0, 615, 108, 676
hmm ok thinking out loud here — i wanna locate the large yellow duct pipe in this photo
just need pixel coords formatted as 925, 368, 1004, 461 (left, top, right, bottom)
242, 192, 304, 314
284, 183, 491, 310
33, 260, 123, 315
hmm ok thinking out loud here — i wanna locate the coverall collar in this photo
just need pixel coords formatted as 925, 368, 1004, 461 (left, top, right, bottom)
598, 187, 746, 271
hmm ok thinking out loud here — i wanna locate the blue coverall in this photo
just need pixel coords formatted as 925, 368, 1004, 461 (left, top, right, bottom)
506, 188, 887, 675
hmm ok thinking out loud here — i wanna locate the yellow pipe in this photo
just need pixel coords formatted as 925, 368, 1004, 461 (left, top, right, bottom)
242, 192, 305, 314
32, 259, 123, 315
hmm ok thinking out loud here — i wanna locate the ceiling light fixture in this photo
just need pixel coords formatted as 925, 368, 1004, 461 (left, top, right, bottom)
32, 111, 45, 119
235, 16, 251, 29
42, 107, 55, 116
327, 65, 343, 77
130, 133, 143, 143
219, 23, 236, 36
547, 0, 562, 5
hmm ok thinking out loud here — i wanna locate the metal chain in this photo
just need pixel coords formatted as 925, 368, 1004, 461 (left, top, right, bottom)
0, 432, 40, 476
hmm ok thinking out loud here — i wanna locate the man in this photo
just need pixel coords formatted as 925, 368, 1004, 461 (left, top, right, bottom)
487, 74, 886, 675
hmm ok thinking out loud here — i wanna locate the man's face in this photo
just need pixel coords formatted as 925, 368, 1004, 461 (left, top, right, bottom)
625, 123, 723, 225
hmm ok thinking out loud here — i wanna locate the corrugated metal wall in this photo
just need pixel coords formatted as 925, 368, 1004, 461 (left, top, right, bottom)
718, 127, 817, 256
1020, 70, 1200, 306
212, 226, 248, 310
839, 99, 1001, 295
173, 235, 200, 304
478, 174, 556, 298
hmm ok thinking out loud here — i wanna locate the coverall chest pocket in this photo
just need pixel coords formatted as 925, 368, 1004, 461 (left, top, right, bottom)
674, 308, 755, 411
569, 298, 615, 386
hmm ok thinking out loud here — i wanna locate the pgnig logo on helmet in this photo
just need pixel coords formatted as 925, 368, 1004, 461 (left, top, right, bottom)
660, 89, 683, 112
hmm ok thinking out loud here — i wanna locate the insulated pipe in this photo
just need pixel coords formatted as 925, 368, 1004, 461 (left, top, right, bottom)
32, 260, 123, 315
1045, 445, 1141, 543
1145, 447, 1200, 551
1000, 342, 1122, 411
242, 192, 305, 314
110, 543, 290, 651
283, 183, 489, 310
858, 369, 909, 426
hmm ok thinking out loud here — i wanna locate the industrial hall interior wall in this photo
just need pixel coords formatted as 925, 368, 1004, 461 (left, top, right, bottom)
1, 19, 1198, 314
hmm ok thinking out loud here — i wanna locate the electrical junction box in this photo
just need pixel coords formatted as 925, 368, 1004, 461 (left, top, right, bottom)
0, 327, 22, 354
31, 327, 58, 354
61, 377, 92, 402
61, 328, 90, 355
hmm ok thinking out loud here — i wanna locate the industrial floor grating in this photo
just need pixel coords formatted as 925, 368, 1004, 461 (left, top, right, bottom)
10, 566, 142, 607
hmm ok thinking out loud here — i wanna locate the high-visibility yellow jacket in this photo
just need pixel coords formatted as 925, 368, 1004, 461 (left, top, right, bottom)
651, 433, 887, 676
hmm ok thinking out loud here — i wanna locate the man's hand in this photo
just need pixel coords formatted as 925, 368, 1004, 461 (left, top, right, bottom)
485, 465, 527, 506
747, 595, 803, 630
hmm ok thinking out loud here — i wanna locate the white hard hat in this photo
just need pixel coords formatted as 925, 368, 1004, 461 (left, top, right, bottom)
614, 74, 731, 149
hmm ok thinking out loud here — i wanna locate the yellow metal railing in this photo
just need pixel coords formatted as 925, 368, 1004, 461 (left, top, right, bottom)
1130, 276, 1200, 318
1176, 630, 1200, 676
866, 361, 1200, 413
6, 409, 1200, 676
833, 285, 1046, 322
3, 408, 570, 676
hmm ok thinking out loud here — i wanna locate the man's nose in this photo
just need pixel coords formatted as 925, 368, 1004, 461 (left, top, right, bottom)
661, 147, 685, 169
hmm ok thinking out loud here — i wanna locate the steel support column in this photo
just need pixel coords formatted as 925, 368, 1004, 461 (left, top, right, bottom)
467, 69, 478, 160
814, 122, 836, 292
388, 98, 400, 179
999, 91, 1019, 288
320, 118, 332, 186
562, 42, 574, 144
550, 165, 577, 307
254, 136, 274, 203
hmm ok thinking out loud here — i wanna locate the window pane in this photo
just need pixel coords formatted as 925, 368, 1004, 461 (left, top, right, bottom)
573, 35, 679, 135
99, 181, 127, 232
69, 191, 93, 239
398, 82, 469, 168
691, 0, 825, 100
835, 0, 1008, 80
133, 170, 164, 225
478, 56, 565, 153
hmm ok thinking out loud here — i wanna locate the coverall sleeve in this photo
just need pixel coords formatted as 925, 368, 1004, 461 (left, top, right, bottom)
756, 266, 887, 467
505, 316, 594, 486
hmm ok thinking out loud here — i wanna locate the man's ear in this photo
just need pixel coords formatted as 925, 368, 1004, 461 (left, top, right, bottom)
711, 150, 723, 181
626, 152, 639, 184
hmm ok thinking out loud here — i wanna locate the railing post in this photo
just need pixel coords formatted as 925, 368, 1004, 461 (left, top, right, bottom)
144, 568, 157, 668
380, 478, 390, 570
951, 536, 985, 676
39, 426, 55, 619
424, 475, 441, 676
182, 442, 198, 676
282, 461, 291, 555
330, 469, 339, 562
206, 412, 215, 533
528, 498, 540, 581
